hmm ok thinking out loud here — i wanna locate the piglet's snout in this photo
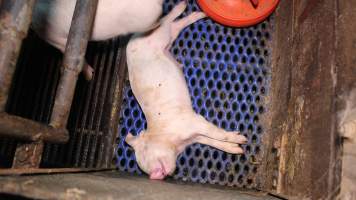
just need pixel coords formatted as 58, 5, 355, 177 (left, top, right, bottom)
149, 168, 166, 180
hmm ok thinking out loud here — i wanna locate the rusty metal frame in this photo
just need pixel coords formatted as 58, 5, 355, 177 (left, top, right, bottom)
0, 0, 98, 169
0, 113, 68, 143
0, 1, 35, 112
0, 1, 64, 143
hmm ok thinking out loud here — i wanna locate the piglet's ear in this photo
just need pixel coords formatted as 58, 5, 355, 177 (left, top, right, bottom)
125, 132, 138, 147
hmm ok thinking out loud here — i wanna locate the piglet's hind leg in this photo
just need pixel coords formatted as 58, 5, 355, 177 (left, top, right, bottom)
192, 115, 247, 144
195, 136, 244, 154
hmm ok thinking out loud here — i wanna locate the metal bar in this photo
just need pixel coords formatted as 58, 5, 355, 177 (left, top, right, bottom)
0, 168, 114, 176
0, 113, 69, 143
82, 42, 108, 167
42, 57, 62, 164
50, 0, 99, 129
89, 40, 115, 167
0, 0, 36, 112
32, 51, 51, 122
72, 43, 102, 166
38, 55, 58, 122
104, 38, 129, 168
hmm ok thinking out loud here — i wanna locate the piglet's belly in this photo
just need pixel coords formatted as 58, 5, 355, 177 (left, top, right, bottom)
130, 70, 192, 113
131, 79, 192, 111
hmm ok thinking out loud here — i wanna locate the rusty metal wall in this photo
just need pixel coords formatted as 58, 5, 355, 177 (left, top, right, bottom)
0, 31, 126, 169
259, 0, 343, 199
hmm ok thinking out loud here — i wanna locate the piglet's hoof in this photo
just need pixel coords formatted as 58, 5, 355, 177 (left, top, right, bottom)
82, 64, 94, 81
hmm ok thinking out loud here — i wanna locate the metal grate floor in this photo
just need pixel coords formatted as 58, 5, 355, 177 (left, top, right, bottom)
115, 0, 272, 188
0, 31, 125, 169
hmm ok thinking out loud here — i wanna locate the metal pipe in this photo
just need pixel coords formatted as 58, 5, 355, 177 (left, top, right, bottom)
0, 113, 69, 143
0, 0, 36, 112
50, 0, 99, 129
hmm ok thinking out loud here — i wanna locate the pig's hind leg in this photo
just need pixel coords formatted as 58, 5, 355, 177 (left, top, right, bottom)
191, 115, 247, 145
195, 135, 245, 154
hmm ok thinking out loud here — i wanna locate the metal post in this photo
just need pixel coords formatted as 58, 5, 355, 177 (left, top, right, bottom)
50, 0, 99, 129
0, 0, 36, 112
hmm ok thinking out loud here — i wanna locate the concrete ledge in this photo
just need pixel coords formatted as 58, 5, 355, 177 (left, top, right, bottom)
0, 171, 280, 200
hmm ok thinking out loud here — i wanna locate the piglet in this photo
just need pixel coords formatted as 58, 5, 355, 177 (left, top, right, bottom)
125, 1, 247, 180
31, 0, 164, 80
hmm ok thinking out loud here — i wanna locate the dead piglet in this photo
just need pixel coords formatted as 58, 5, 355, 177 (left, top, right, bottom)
125, 1, 247, 180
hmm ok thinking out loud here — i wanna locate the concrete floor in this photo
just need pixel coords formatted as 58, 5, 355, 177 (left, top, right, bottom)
0, 171, 280, 200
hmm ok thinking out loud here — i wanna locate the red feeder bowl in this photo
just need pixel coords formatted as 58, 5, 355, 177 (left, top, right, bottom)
197, 0, 280, 27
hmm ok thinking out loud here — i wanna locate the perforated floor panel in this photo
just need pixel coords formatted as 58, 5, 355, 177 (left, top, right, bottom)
115, 0, 272, 188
